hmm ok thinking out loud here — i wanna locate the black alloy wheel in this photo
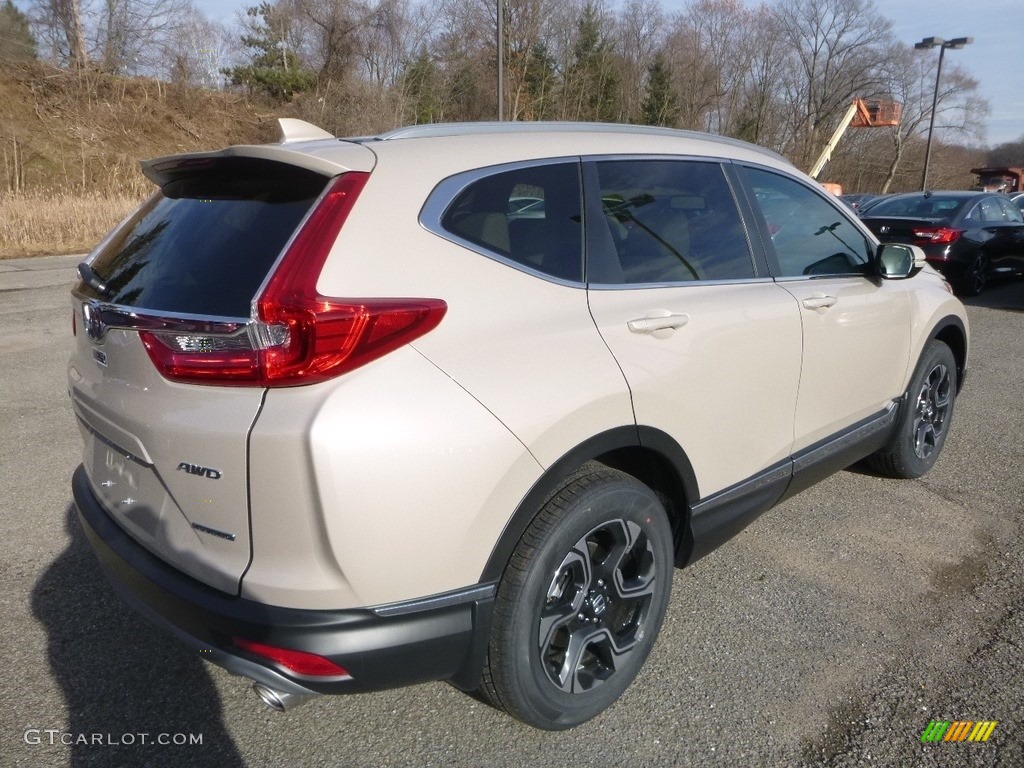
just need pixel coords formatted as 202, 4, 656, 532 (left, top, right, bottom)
480, 463, 673, 729
868, 340, 958, 479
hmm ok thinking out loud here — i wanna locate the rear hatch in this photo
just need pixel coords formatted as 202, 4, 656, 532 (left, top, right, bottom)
860, 216, 942, 242
69, 145, 373, 594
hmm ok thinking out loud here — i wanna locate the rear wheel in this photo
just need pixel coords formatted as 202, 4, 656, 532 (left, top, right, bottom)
869, 340, 957, 479
958, 252, 989, 296
480, 463, 673, 729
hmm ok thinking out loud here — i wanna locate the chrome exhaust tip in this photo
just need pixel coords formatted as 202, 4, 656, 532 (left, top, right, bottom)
253, 683, 318, 712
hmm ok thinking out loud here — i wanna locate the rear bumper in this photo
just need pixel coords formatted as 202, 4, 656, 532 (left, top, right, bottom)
73, 465, 495, 695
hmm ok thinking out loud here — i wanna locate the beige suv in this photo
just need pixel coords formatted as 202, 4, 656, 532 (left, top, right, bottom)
70, 121, 968, 730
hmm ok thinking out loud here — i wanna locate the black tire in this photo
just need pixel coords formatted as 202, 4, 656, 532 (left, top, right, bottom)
480, 463, 673, 730
958, 252, 989, 296
869, 340, 957, 479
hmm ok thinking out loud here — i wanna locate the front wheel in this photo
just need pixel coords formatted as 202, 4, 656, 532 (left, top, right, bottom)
869, 340, 957, 479
480, 463, 674, 729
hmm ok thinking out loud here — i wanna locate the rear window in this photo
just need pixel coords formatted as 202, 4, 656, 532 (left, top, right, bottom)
81, 159, 329, 317
866, 196, 966, 220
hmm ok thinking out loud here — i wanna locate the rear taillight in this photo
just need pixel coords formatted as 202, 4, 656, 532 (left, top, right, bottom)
140, 172, 447, 387
232, 637, 350, 678
912, 227, 962, 245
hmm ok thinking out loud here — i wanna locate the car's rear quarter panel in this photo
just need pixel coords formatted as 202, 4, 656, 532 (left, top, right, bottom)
245, 347, 543, 609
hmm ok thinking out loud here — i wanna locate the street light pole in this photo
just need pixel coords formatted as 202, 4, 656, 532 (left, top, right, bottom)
497, 0, 504, 121
915, 36, 972, 191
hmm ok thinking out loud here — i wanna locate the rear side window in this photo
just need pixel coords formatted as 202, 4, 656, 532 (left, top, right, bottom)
81, 159, 329, 317
440, 162, 583, 282
978, 197, 1004, 222
997, 196, 1024, 222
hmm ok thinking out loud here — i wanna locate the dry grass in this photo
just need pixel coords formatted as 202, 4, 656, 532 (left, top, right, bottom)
0, 190, 145, 259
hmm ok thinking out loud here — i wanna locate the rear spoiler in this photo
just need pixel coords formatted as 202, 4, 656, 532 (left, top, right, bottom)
141, 119, 372, 187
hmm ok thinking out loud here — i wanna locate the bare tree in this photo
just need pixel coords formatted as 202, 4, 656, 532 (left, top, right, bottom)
165, 5, 232, 88
615, 0, 664, 123
774, 0, 896, 169
95, 0, 192, 74
733, 5, 791, 148
31, 0, 88, 66
875, 44, 987, 192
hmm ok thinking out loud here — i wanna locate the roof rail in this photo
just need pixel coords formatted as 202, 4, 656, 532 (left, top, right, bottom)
361, 121, 783, 161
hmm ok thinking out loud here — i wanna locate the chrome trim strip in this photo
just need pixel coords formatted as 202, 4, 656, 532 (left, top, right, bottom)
69, 296, 251, 340
588, 277, 776, 291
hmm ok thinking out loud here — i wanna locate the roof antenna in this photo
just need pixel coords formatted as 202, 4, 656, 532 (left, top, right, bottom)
277, 118, 334, 144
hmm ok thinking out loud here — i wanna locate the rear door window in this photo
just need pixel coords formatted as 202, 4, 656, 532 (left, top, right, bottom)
81, 159, 329, 318
587, 160, 755, 284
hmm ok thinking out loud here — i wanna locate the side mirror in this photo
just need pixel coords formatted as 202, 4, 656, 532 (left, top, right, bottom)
877, 243, 924, 279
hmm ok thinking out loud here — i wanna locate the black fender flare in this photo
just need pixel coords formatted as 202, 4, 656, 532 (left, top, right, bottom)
477, 425, 699, 584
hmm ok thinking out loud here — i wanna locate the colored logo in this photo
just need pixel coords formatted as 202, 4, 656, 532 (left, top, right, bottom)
920, 720, 997, 743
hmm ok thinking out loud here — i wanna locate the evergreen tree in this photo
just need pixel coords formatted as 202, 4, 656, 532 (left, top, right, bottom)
521, 43, 558, 121
640, 51, 678, 127
224, 2, 315, 101
565, 3, 620, 122
0, 0, 37, 62
402, 47, 443, 124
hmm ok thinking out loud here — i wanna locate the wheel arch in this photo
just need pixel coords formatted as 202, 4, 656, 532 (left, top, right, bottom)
478, 426, 700, 584
930, 315, 968, 393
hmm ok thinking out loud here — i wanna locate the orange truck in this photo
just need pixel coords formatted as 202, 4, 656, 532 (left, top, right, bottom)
971, 166, 1024, 193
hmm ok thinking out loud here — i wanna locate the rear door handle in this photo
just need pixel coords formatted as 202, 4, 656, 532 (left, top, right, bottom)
801, 294, 838, 310
627, 312, 690, 335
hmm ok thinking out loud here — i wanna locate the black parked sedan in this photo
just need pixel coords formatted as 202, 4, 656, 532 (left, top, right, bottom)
860, 191, 1024, 295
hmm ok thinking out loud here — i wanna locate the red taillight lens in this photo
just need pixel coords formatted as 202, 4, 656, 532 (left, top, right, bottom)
232, 637, 349, 678
139, 171, 447, 387
912, 227, 962, 244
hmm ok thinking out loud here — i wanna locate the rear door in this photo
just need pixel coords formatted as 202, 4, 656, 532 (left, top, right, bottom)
69, 156, 341, 594
584, 159, 802, 499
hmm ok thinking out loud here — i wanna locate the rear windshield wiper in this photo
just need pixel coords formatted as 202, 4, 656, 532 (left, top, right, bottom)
77, 262, 110, 297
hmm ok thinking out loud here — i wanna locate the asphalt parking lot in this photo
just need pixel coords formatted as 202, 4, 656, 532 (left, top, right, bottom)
1, 255, 1021, 767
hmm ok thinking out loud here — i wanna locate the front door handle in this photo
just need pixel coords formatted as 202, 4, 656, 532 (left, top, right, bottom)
627, 311, 690, 336
801, 294, 838, 310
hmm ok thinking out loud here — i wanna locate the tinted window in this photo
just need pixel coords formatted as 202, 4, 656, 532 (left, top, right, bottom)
999, 196, 1024, 224
743, 167, 872, 277
979, 197, 1004, 222
866, 195, 964, 221
441, 163, 583, 282
590, 160, 754, 284
996, 196, 1024, 223
83, 160, 328, 317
